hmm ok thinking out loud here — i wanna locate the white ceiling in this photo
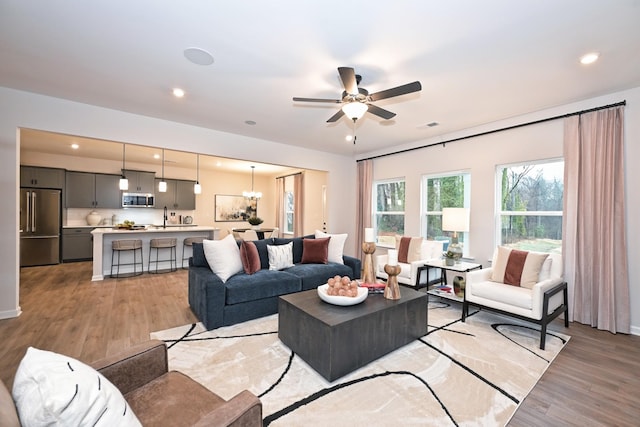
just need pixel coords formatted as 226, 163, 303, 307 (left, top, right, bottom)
2, 1, 640, 158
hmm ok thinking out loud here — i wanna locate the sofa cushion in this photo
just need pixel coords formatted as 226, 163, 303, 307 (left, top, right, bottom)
491, 246, 549, 288
224, 270, 301, 304
191, 242, 210, 268
12, 347, 141, 427
301, 237, 329, 264
250, 238, 273, 269
268, 242, 294, 270
395, 236, 423, 263
240, 241, 261, 275
315, 230, 347, 264
274, 236, 312, 264
285, 262, 354, 291
203, 235, 244, 283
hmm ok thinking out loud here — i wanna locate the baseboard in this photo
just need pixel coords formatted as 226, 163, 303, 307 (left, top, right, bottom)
0, 306, 22, 320
630, 325, 640, 336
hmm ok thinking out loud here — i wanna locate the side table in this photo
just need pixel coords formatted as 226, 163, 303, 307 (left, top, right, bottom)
419, 260, 482, 310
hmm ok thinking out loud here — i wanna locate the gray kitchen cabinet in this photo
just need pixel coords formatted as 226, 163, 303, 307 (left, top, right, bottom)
20, 166, 65, 189
122, 169, 155, 193
154, 178, 196, 210
62, 228, 93, 261
65, 171, 121, 208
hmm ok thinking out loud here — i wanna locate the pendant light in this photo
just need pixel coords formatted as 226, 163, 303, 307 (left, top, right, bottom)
242, 165, 262, 201
194, 154, 202, 194
119, 144, 129, 190
158, 149, 167, 192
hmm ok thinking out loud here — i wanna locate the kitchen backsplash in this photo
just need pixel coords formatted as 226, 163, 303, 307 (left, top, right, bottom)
65, 208, 195, 227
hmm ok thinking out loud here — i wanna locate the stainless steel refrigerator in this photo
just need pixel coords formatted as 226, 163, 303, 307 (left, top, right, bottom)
20, 188, 61, 267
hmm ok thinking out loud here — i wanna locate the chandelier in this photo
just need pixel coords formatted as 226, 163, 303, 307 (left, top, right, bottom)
243, 165, 262, 201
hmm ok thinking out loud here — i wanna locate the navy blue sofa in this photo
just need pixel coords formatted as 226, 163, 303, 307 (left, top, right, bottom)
188, 235, 362, 330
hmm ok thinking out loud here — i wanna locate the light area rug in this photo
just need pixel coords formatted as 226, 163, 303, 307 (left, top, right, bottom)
151, 300, 569, 426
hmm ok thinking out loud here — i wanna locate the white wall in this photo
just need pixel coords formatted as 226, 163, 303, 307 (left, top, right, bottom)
360, 86, 640, 334
0, 87, 357, 320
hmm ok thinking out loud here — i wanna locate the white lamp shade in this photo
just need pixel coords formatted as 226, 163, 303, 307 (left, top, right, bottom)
119, 177, 129, 191
158, 180, 167, 193
194, 182, 202, 194
342, 102, 368, 120
442, 208, 470, 232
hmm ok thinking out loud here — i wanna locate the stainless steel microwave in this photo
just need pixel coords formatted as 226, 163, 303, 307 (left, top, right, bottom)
122, 193, 154, 208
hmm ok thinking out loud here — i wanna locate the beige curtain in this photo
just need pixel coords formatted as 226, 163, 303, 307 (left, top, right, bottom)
293, 173, 304, 237
275, 176, 285, 234
356, 160, 373, 261
563, 106, 629, 333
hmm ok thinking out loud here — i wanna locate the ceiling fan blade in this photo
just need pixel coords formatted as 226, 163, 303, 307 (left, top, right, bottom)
326, 109, 345, 123
338, 67, 358, 95
293, 97, 341, 103
367, 104, 396, 120
369, 81, 422, 102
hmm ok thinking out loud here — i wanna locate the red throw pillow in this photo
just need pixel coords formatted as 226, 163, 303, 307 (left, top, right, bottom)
240, 241, 261, 274
301, 237, 330, 264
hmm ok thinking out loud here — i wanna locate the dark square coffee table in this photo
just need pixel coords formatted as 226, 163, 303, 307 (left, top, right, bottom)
278, 287, 427, 382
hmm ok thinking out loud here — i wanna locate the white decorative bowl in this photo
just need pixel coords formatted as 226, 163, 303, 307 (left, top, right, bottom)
317, 284, 368, 306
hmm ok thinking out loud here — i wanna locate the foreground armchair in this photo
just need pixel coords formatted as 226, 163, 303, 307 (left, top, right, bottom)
92, 340, 262, 426
463, 248, 568, 350
2, 340, 262, 427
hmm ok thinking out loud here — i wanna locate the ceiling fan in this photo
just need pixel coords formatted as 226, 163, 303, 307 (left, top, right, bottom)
293, 67, 422, 123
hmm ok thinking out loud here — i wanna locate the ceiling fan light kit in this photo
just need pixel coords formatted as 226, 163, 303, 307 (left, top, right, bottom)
293, 66, 422, 124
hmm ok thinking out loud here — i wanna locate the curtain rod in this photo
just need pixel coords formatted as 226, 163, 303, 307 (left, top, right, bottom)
275, 171, 303, 179
357, 100, 626, 162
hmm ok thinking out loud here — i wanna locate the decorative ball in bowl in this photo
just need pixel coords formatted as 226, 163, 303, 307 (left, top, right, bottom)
317, 275, 368, 306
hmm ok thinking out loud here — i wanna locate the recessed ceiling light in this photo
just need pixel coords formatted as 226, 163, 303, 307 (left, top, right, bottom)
345, 135, 353, 142
172, 88, 185, 98
70, 143, 79, 149
154, 153, 160, 159
245, 120, 256, 125
580, 52, 600, 65
184, 47, 214, 66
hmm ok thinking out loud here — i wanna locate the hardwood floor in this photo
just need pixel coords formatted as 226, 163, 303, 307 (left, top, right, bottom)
2, 262, 639, 425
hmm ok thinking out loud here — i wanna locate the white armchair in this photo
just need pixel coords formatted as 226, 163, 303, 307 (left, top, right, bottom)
463, 250, 568, 350
376, 238, 444, 288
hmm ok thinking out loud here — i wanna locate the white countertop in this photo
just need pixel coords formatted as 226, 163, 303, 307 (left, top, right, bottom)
64, 224, 200, 229
91, 225, 216, 234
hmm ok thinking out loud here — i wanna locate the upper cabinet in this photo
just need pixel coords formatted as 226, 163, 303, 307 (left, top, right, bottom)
20, 166, 65, 189
122, 170, 155, 193
154, 178, 196, 210
65, 171, 121, 209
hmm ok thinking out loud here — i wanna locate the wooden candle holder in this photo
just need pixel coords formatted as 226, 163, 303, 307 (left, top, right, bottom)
362, 242, 377, 285
383, 264, 402, 300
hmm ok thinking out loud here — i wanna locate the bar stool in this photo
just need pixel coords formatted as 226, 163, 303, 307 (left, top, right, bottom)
182, 236, 206, 269
111, 239, 143, 278
148, 238, 178, 274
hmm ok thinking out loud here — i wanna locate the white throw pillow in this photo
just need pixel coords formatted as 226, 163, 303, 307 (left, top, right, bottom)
315, 230, 347, 264
12, 347, 141, 427
202, 234, 244, 282
268, 242, 294, 270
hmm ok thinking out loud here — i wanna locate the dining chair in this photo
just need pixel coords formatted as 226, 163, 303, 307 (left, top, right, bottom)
242, 230, 259, 241
269, 227, 280, 238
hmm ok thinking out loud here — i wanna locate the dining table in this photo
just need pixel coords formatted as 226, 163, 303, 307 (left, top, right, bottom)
232, 227, 275, 240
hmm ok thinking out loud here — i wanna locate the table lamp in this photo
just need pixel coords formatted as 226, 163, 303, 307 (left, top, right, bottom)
442, 207, 469, 263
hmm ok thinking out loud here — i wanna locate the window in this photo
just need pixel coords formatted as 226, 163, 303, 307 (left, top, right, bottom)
421, 172, 471, 252
284, 190, 294, 234
373, 179, 405, 246
497, 159, 563, 253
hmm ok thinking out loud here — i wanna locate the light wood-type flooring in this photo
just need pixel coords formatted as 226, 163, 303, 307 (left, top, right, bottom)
1, 262, 639, 426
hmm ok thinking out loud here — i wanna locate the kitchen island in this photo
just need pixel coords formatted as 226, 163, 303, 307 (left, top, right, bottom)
91, 226, 219, 281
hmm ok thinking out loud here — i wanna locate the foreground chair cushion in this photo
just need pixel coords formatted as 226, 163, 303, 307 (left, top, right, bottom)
12, 347, 141, 426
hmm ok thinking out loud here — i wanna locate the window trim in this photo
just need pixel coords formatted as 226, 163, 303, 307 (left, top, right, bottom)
372, 177, 405, 248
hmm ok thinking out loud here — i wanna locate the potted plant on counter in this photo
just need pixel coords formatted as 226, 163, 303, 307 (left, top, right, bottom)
248, 216, 264, 229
